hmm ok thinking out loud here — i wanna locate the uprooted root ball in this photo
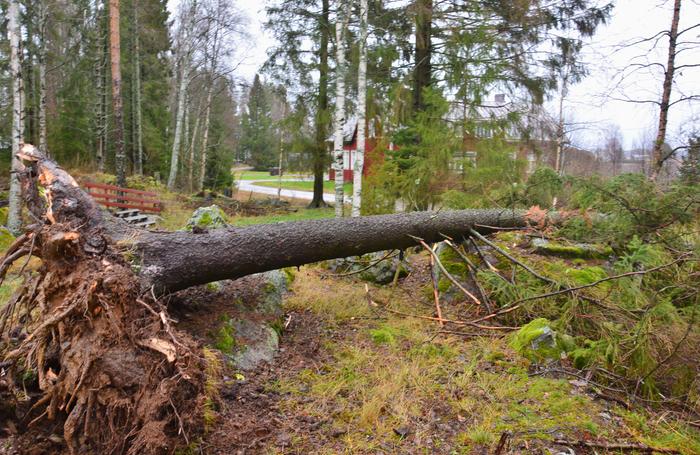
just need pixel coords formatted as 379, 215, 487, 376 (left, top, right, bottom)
0, 223, 206, 454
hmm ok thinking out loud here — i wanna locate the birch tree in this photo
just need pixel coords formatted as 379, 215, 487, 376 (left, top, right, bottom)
109, 0, 127, 186
7, 0, 24, 235
167, 0, 196, 190
332, 0, 350, 217
351, 0, 368, 217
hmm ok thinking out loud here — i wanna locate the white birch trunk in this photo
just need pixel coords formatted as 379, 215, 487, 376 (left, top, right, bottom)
7, 0, 23, 235
351, 0, 368, 217
167, 12, 193, 190
187, 99, 202, 191
332, 1, 349, 218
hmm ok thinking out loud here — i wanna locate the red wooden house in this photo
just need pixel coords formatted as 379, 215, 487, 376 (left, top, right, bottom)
327, 120, 386, 183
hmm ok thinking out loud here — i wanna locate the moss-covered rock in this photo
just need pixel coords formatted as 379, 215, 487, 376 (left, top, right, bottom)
531, 238, 612, 259
185, 205, 228, 231
510, 318, 575, 362
330, 251, 409, 285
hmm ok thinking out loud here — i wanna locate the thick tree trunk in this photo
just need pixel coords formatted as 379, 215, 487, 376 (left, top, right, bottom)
413, 0, 432, 112
352, 0, 368, 218
109, 0, 127, 186
7, 0, 23, 236
309, 0, 330, 208
650, 0, 681, 181
136, 209, 529, 294
332, 2, 349, 217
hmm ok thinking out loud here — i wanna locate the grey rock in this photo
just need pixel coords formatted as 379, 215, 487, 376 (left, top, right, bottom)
229, 319, 280, 371
185, 205, 227, 231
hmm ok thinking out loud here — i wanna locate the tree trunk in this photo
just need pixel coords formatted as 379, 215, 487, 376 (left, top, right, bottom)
7, 0, 23, 235
133, 0, 144, 175
650, 0, 681, 181
167, 49, 190, 190
413, 0, 432, 113
309, 0, 330, 208
38, 0, 48, 158
198, 4, 222, 193
332, 2, 349, 217
187, 99, 202, 191
109, 0, 127, 186
352, 0, 368, 218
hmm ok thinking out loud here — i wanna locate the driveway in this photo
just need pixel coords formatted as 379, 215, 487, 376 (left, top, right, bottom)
237, 179, 339, 203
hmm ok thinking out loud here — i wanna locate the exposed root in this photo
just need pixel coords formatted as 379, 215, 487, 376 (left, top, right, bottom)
0, 145, 207, 454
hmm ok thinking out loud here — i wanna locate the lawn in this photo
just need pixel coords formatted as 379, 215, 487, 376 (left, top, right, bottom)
234, 170, 308, 181
255, 179, 353, 194
229, 207, 334, 226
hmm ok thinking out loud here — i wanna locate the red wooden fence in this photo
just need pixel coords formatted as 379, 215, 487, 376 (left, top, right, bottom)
83, 182, 163, 213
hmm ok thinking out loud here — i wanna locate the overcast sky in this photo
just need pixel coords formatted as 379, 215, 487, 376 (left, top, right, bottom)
205, 0, 700, 150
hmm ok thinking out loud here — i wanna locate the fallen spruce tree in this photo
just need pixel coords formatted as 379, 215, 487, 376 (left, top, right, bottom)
0, 145, 549, 454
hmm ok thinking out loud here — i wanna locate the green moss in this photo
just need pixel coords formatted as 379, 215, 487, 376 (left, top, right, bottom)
369, 326, 400, 345
510, 318, 571, 362
0, 207, 8, 226
212, 319, 237, 354
532, 238, 613, 259
565, 266, 607, 285
282, 267, 296, 285
0, 227, 15, 252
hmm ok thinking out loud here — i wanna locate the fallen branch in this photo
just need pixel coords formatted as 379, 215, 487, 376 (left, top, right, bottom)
411, 236, 482, 307
427, 245, 444, 326
441, 237, 493, 313
468, 228, 557, 286
363, 287, 515, 331
553, 439, 679, 454
506, 255, 691, 307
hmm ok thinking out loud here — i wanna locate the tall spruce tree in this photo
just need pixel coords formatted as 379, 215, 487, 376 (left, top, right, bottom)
239, 74, 276, 170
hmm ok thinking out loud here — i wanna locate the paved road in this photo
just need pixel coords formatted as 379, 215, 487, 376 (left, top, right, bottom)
237, 179, 339, 203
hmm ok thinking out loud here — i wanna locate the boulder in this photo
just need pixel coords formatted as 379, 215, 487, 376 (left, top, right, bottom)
185, 205, 228, 231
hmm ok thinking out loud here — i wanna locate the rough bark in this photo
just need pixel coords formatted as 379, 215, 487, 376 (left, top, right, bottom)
413, 0, 432, 113
332, 1, 349, 217
650, 0, 681, 181
133, 0, 144, 175
309, 0, 330, 208
352, 0, 368, 218
7, 0, 23, 235
136, 209, 530, 294
38, 0, 48, 158
109, 0, 127, 186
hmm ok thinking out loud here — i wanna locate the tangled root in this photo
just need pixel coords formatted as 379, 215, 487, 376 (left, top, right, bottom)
1, 222, 206, 454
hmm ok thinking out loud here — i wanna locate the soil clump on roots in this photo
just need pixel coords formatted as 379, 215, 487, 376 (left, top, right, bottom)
0, 145, 206, 454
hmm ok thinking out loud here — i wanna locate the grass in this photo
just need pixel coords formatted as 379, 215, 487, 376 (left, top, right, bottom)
254, 180, 353, 195
228, 208, 334, 226
267, 265, 700, 454
234, 170, 307, 181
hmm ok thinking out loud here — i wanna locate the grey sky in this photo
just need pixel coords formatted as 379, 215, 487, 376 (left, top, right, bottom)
210, 0, 699, 149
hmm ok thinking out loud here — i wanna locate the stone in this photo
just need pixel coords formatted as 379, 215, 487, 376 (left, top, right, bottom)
531, 238, 612, 259
510, 318, 575, 362
185, 205, 227, 231
330, 251, 409, 285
